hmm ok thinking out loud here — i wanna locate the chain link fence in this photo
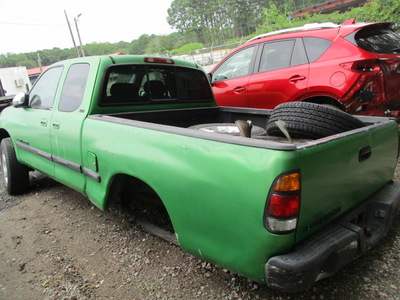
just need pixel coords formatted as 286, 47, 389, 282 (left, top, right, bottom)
172, 40, 245, 66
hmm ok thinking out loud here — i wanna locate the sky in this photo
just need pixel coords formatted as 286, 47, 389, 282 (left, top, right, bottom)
0, 0, 175, 55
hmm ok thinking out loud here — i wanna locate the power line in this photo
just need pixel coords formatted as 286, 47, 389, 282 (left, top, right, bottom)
0, 21, 64, 27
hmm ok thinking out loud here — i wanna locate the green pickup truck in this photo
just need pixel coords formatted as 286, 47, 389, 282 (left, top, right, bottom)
0, 55, 399, 292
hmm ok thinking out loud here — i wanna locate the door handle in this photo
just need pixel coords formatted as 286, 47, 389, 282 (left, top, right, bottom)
52, 122, 60, 129
289, 75, 306, 83
359, 146, 371, 162
40, 118, 48, 127
233, 86, 246, 94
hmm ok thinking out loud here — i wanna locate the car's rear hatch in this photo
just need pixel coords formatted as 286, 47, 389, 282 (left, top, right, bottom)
294, 117, 398, 242
345, 23, 400, 109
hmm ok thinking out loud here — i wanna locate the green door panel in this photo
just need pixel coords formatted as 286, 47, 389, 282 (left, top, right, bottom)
50, 63, 93, 192
4, 107, 55, 176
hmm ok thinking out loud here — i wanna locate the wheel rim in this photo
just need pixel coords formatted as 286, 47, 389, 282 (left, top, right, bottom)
1, 152, 9, 186
198, 125, 241, 134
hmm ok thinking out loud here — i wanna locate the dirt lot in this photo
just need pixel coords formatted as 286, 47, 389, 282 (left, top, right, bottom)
1, 165, 400, 300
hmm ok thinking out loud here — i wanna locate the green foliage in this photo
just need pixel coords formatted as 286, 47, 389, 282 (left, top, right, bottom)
254, 0, 400, 38
172, 43, 204, 55
167, 0, 269, 45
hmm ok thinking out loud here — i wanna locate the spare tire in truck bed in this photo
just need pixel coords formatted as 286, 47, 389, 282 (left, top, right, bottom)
266, 102, 365, 139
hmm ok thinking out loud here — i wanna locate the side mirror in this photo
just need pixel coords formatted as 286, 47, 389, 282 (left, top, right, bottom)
207, 73, 213, 84
12, 92, 29, 108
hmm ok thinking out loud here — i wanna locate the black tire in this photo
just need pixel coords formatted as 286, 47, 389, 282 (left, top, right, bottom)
1, 138, 29, 195
189, 123, 267, 136
266, 102, 365, 139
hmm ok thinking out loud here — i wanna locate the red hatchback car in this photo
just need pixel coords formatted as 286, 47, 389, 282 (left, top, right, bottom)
210, 19, 400, 120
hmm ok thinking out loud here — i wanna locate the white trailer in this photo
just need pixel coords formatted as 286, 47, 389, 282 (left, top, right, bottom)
0, 66, 31, 96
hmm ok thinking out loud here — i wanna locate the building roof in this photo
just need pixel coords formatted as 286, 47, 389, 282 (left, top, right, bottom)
27, 66, 48, 76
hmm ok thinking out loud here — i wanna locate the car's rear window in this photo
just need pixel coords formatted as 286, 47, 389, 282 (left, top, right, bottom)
348, 24, 400, 54
100, 64, 213, 105
303, 37, 332, 62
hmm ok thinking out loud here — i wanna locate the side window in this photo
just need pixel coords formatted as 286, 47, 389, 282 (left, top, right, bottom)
303, 37, 332, 62
259, 40, 295, 73
291, 39, 309, 67
212, 46, 256, 82
29, 67, 63, 109
58, 64, 90, 112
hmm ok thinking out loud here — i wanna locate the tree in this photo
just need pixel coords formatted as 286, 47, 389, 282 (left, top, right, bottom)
129, 34, 151, 54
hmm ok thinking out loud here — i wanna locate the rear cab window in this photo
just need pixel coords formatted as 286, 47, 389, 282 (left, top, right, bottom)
100, 64, 213, 105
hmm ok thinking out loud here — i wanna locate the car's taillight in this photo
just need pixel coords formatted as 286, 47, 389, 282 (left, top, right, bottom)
340, 60, 380, 74
264, 171, 300, 234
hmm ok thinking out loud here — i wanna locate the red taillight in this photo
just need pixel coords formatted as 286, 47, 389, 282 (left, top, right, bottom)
267, 194, 300, 218
340, 60, 380, 74
144, 57, 175, 64
264, 171, 301, 234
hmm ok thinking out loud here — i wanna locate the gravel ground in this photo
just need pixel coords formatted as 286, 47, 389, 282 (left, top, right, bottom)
0, 164, 399, 300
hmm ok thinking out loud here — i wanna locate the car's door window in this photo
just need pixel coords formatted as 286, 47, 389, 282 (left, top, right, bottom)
212, 46, 256, 82
259, 40, 294, 72
58, 64, 90, 112
29, 67, 63, 109
303, 37, 331, 62
291, 39, 309, 66
258, 39, 309, 73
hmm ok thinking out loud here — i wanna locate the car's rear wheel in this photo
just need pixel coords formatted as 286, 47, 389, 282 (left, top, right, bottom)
1, 138, 29, 195
266, 102, 365, 139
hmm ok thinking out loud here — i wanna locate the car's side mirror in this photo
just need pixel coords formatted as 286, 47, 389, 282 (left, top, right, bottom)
207, 73, 213, 85
12, 92, 29, 108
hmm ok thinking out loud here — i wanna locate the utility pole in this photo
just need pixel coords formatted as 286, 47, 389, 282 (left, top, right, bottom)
74, 14, 85, 57
37, 53, 43, 73
64, 9, 80, 57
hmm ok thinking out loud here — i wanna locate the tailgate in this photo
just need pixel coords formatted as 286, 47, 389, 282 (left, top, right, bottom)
294, 119, 398, 242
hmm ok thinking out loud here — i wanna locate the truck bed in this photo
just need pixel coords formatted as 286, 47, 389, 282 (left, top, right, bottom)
92, 106, 386, 149
106, 106, 269, 129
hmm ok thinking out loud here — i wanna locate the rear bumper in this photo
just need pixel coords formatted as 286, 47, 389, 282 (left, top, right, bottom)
266, 181, 400, 292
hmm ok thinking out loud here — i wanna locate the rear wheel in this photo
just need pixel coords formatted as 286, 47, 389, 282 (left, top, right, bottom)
266, 102, 365, 139
1, 138, 29, 195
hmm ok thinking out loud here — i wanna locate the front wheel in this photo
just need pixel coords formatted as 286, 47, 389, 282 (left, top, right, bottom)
1, 138, 29, 195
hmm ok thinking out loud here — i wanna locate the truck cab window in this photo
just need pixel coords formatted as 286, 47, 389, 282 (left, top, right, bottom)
59, 64, 90, 112
101, 65, 212, 105
29, 67, 63, 109
103, 65, 146, 104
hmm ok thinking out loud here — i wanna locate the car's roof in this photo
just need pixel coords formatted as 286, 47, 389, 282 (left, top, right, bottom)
245, 21, 396, 45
